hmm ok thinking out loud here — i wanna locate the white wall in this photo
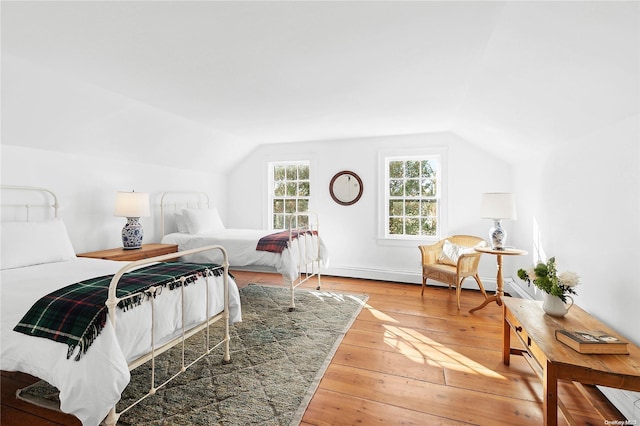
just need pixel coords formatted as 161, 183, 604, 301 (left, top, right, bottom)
1, 56, 231, 253
509, 114, 640, 418
2, 54, 242, 173
1, 145, 226, 254
227, 132, 514, 287
511, 114, 640, 347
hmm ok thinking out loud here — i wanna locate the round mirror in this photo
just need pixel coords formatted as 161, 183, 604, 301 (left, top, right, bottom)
329, 171, 363, 206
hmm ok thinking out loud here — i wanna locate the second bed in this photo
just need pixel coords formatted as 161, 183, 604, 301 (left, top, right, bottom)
160, 191, 328, 309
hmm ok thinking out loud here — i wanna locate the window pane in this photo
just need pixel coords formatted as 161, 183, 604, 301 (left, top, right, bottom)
389, 200, 404, 216
298, 165, 309, 180
285, 165, 297, 180
274, 166, 285, 181
405, 218, 420, 235
421, 160, 436, 178
421, 217, 437, 236
273, 214, 284, 229
274, 182, 285, 197
389, 179, 404, 196
298, 182, 310, 197
298, 199, 309, 212
406, 179, 420, 197
421, 178, 436, 196
286, 182, 297, 197
389, 161, 404, 178
283, 214, 293, 229
405, 200, 419, 216
273, 199, 284, 214
406, 161, 420, 178
389, 217, 403, 234
421, 200, 437, 217
285, 199, 296, 213
298, 215, 309, 228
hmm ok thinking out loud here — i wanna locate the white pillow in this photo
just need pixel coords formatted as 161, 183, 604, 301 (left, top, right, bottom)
175, 212, 189, 233
182, 208, 225, 234
438, 240, 474, 266
1, 219, 77, 270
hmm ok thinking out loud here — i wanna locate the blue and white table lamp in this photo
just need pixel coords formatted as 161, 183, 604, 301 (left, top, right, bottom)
480, 192, 517, 250
114, 191, 150, 250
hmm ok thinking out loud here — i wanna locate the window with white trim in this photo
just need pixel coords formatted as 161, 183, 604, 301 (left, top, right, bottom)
384, 155, 441, 238
269, 161, 310, 229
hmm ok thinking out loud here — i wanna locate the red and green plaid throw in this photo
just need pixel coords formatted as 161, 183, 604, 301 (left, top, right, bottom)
13, 262, 225, 361
256, 230, 317, 254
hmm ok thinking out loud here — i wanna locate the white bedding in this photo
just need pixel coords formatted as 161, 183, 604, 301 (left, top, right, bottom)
0, 257, 241, 426
162, 228, 328, 282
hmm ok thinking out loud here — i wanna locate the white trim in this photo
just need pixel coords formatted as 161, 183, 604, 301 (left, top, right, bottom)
503, 277, 533, 300
266, 160, 312, 231
597, 387, 640, 422
377, 147, 449, 242
375, 236, 441, 248
319, 266, 498, 293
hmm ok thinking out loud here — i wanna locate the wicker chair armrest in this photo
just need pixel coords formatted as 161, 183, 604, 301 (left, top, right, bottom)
456, 252, 483, 274
419, 243, 442, 265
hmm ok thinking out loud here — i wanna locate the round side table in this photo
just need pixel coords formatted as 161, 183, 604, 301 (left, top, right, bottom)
469, 247, 527, 314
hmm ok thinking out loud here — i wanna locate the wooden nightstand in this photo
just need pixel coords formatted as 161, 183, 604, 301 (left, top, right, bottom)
77, 243, 179, 262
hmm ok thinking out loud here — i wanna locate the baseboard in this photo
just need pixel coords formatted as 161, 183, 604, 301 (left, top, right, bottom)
321, 266, 421, 284
320, 266, 498, 293
597, 387, 640, 421
503, 277, 532, 299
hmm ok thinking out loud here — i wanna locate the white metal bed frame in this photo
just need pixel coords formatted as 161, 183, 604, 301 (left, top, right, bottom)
160, 191, 323, 311
2, 186, 232, 426
160, 190, 211, 237
285, 210, 322, 310
0, 185, 60, 220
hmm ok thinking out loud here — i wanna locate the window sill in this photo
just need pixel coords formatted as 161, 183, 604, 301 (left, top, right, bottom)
376, 236, 440, 247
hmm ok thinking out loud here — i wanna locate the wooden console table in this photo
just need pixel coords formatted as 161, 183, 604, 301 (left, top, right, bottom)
503, 297, 640, 425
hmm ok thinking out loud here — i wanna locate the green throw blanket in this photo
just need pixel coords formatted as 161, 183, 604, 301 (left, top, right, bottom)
14, 262, 226, 361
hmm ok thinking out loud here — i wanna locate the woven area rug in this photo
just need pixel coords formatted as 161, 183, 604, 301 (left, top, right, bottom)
17, 284, 368, 425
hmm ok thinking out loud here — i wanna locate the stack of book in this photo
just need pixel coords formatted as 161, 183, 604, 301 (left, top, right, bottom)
555, 330, 629, 354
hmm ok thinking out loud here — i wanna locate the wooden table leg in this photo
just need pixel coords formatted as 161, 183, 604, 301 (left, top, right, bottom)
495, 254, 504, 304
503, 305, 511, 366
470, 254, 504, 313
543, 360, 559, 426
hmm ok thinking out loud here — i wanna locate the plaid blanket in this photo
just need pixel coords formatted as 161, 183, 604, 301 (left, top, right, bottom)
13, 262, 225, 361
256, 230, 317, 254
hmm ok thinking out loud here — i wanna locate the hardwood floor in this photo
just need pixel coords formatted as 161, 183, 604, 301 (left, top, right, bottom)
1, 271, 624, 425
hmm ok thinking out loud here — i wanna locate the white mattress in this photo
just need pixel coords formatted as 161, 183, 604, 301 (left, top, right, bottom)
1, 257, 241, 426
162, 228, 328, 282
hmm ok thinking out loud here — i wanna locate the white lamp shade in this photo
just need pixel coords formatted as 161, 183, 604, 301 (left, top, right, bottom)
480, 193, 517, 220
114, 191, 150, 217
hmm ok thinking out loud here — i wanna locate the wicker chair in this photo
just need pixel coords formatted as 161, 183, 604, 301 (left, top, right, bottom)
418, 235, 487, 310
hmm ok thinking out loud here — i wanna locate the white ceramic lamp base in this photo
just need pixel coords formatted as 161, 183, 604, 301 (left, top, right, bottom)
122, 217, 143, 249
489, 219, 507, 250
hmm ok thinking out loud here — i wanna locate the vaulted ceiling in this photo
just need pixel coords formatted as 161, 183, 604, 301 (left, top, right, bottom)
2, 1, 638, 169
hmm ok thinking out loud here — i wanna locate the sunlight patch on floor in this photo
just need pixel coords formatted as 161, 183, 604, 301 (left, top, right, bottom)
363, 306, 400, 323
382, 324, 505, 379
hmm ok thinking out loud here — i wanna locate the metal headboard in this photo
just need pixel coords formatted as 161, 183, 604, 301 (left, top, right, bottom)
160, 191, 210, 236
1, 185, 59, 221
